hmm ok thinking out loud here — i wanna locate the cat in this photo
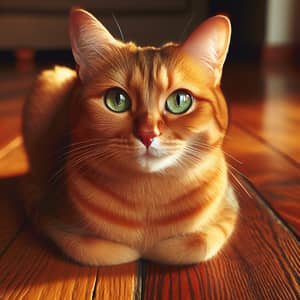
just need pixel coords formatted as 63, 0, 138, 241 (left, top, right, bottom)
22, 8, 239, 266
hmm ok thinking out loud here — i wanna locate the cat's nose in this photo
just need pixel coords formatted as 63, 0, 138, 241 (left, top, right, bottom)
137, 130, 159, 148
135, 115, 161, 148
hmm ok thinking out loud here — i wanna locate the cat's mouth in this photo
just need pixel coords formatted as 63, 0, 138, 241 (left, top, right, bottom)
138, 148, 165, 161
134, 140, 179, 172
137, 138, 167, 159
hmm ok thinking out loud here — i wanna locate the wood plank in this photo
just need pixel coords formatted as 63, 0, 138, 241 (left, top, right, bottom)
0, 137, 29, 178
0, 176, 25, 255
224, 125, 300, 235
0, 226, 139, 299
0, 228, 97, 299
0, 115, 22, 149
95, 263, 139, 300
141, 178, 300, 300
230, 96, 300, 166
0, 97, 28, 178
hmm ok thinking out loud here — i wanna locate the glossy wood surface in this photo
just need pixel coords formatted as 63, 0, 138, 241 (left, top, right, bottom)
0, 64, 299, 299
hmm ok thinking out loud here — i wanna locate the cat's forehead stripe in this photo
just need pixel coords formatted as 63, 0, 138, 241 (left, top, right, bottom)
128, 49, 170, 96
154, 63, 169, 92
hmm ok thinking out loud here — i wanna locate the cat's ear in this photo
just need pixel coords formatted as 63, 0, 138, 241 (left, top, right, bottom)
69, 8, 119, 81
180, 15, 231, 84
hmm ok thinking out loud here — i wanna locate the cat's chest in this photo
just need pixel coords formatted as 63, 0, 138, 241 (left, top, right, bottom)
68, 172, 211, 243
66, 167, 181, 222
66, 166, 224, 249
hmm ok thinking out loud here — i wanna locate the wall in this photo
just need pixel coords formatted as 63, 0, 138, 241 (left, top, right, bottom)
265, 0, 300, 46
0, 0, 208, 49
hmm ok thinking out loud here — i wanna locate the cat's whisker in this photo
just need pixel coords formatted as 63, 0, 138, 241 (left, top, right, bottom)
180, 150, 205, 166
49, 147, 114, 184
53, 146, 98, 165
112, 13, 125, 42
227, 168, 253, 199
184, 143, 251, 198
223, 152, 243, 165
67, 138, 105, 145
52, 139, 111, 163
63, 142, 104, 155
227, 164, 253, 195
196, 143, 242, 165
69, 149, 112, 167
52, 138, 103, 155
182, 147, 248, 198
49, 166, 66, 185
179, 13, 195, 41
227, 164, 249, 179
188, 140, 243, 165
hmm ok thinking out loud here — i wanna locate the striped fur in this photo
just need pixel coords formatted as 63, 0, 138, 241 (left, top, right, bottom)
22, 9, 238, 265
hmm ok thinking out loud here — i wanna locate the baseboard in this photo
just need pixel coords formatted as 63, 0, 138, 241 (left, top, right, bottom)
263, 45, 300, 66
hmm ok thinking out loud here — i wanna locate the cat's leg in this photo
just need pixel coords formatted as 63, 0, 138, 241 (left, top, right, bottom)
143, 203, 238, 265
44, 223, 140, 266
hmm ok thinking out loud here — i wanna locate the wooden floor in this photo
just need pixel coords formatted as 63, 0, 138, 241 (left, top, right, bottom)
0, 62, 299, 299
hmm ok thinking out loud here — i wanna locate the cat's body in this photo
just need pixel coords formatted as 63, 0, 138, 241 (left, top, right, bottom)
22, 9, 238, 265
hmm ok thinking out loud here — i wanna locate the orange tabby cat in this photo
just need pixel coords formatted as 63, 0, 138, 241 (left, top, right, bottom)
22, 8, 238, 265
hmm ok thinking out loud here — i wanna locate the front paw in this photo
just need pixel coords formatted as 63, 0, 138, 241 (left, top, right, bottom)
142, 233, 207, 265
44, 222, 140, 265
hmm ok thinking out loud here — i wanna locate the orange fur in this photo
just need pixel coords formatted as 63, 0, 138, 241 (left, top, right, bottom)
22, 9, 238, 265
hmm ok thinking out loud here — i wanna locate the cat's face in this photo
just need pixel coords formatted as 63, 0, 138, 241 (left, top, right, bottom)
69, 9, 231, 174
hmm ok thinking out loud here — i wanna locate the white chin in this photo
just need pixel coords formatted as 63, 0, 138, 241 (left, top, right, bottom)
130, 138, 181, 173
136, 155, 177, 173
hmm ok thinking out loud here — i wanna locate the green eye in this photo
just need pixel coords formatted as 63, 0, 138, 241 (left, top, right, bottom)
104, 88, 131, 113
165, 90, 193, 114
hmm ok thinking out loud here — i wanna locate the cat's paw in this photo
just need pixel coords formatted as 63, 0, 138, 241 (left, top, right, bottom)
142, 233, 207, 265
142, 207, 237, 265
44, 223, 140, 265
65, 235, 141, 266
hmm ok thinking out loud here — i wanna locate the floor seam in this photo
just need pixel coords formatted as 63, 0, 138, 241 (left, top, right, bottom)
91, 267, 99, 300
238, 173, 299, 241
0, 221, 27, 258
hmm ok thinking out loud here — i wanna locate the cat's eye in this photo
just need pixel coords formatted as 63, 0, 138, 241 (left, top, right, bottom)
165, 90, 193, 114
104, 88, 131, 113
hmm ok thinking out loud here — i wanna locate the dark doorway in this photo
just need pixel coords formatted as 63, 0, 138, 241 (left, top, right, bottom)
208, 0, 267, 62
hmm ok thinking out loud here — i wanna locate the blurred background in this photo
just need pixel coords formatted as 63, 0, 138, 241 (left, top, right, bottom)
0, 0, 300, 68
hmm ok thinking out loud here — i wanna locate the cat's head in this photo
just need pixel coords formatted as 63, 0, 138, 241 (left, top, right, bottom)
69, 8, 231, 174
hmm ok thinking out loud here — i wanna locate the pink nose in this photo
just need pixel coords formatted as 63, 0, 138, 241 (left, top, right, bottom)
137, 130, 159, 148
134, 114, 161, 148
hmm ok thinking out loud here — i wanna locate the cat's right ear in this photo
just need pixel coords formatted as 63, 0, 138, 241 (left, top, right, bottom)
179, 15, 231, 85
69, 8, 119, 82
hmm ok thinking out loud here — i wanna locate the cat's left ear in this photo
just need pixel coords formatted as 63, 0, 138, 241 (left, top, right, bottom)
69, 8, 120, 82
180, 15, 231, 85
